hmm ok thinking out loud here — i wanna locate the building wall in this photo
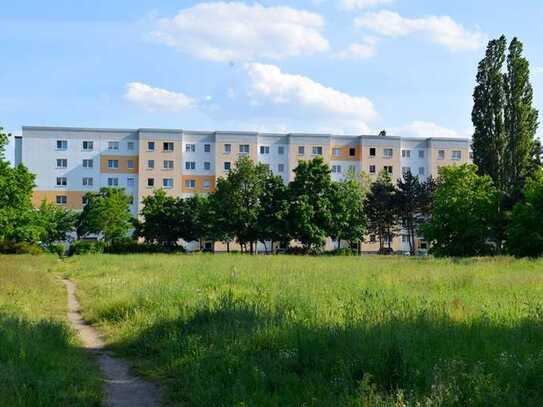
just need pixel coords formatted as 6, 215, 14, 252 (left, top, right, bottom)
21, 126, 472, 252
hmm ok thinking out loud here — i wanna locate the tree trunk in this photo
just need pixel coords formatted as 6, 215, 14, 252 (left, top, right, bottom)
226, 241, 230, 253
337, 238, 341, 250
249, 241, 254, 255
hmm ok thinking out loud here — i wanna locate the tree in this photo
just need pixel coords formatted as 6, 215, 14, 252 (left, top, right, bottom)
503, 38, 540, 200
182, 194, 212, 248
329, 178, 366, 250
365, 170, 398, 253
422, 164, 499, 257
288, 157, 333, 252
137, 189, 182, 246
506, 170, 543, 257
395, 171, 434, 255
0, 128, 40, 242
77, 188, 132, 243
37, 200, 77, 245
472, 36, 540, 198
256, 171, 289, 253
212, 156, 268, 253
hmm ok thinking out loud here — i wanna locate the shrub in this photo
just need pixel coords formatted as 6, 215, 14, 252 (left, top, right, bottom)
0, 241, 43, 255
68, 240, 105, 256
47, 243, 65, 258
104, 240, 186, 254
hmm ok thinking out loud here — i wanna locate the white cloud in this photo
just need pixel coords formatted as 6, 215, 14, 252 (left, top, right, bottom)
245, 63, 377, 133
355, 10, 485, 51
336, 36, 377, 59
394, 121, 467, 138
124, 82, 194, 112
340, 0, 395, 10
151, 2, 329, 62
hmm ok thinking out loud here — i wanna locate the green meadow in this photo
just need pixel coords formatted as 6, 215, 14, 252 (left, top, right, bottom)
61, 254, 543, 406
0, 255, 102, 407
2, 254, 543, 406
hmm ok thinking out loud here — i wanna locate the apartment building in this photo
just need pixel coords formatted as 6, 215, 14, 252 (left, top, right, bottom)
18, 126, 472, 252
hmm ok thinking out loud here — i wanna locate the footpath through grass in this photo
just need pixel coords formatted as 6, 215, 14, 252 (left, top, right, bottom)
0, 255, 102, 407
64, 255, 543, 406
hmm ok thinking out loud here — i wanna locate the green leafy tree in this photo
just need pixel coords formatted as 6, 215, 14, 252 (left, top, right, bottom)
365, 170, 398, 253
506, 170, 543, 257
288, 157, 333, 252
0, 128, 40, 242
503, 38, 540, 200
37, 200, 77, 245
329, 178, 366, 250
257, 171, 289, 253
77, 188, 132, 243
212, 156, 268, 253
182, 194, 212, 248
137, 189, 181, 246
395, 172, 434, 255
422, 164, 499, 257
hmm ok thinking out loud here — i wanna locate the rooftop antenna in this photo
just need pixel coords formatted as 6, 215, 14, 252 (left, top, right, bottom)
379, 130, 387, 137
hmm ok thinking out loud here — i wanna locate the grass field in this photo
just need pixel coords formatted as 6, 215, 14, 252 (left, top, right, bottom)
0, 255, 102, 407
59, 254, 543, 406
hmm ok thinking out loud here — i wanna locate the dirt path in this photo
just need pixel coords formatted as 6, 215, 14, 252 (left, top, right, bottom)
63, 278, 163, 407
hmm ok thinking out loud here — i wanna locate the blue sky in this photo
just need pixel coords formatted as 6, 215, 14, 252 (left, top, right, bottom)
2, 0, 543, 162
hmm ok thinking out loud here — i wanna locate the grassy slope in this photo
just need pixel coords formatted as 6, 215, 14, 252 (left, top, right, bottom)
0, 255, 102, 407
66, 255, 543, 406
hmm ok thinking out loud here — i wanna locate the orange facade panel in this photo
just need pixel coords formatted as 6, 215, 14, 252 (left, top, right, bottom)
33, 191, 86, 210
180, 175, 216, 193
330, 145, 361, 161
100, 155, 139, 173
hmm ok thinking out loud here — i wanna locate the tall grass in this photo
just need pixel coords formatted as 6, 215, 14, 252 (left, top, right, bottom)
0, 255, 102, 407
65, 255, 543, 406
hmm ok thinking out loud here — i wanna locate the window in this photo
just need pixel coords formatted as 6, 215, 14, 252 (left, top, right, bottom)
82, 159, 93, 168
452, 150, 462, 160
127, 141, 135, 151
163, 142, 174, 152
107, 159, 119, 169
438, 150, 445, 160
204, 144, 211, 153
278, 163, 285, 172
419, 150, 425, 159
278, 146, 285, 155
204, 162, 211, 170
82, 196, 88, 205
239, 144, 250, 154
369, 235, 376, 243
298, 146, 305, 155
224, 144, 231, 154
348, 165, 356, 173
127, 160, 134, 169
127, 177, 135, 187
56, 158, 68, 168
108, 141, 119, 150
185, 143, 196, 153
108, 177, 119, 187
402, 150, 411, 158
185, 161, 196, 170
260, 146, 270, 154
332, 148, 341, 157
163, 160, 174, 169
82, 141, 93, 151
312, 146, 323, 156
369, 147, 376, 157
82, 177, 93, 186
147, 160, 155, 169
203, 180, 211, 189
369, 165, 376, 174
224, 162, 231, 171
402, 167, 411, 175
402, 235, 409, 243
469, 151, 474, 160
56, 195, 67, 205
419, 167, 425, 176
331, 165, 342, 173
56, 177, 67, 186
384, 166, 393, 174
185, 179, 196, 189
349, 147, 356, 157
262, 163, 270, 170
163, 178, 174, 189
147, 178, 155, 187
148, 141, 155, 151
384, 148, 393, 158
128, 196, 135, 205
56, 140, 68, 150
